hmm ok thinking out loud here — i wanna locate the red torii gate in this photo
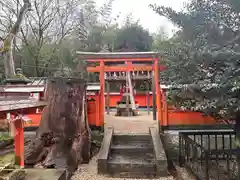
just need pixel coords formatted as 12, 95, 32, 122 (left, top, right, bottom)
77, 51, 167, 129
0, 100, 46, 167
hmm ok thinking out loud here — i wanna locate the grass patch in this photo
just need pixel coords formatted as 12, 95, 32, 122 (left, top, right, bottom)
0, 133, 12, 141
0, 153, 14, 167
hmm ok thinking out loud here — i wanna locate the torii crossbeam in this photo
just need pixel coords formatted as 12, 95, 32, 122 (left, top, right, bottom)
77, 51, 167, 129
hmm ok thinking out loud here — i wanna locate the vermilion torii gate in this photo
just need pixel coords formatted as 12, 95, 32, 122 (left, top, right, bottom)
77, 51, 167, 129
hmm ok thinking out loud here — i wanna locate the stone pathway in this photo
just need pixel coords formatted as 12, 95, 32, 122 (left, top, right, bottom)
104, 111, 158, 134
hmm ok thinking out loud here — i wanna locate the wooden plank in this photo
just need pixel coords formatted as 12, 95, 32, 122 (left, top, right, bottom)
125, 72, 130, 116
126, 71, 136, 110
105, 77, 151, 81
87, 58, 156, 62
76, 51, 162, 60
0, 83, 101, 92
87, 65, 166, 72
0, 100, 47, 112
0, 87, 44, 93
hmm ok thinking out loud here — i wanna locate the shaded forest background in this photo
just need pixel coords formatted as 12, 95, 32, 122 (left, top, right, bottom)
0, 0, 157, 79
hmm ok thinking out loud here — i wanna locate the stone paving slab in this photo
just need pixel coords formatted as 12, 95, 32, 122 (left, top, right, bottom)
104, 112, 158, 134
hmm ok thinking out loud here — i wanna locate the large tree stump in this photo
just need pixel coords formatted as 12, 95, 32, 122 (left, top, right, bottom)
24, 78, 91, 178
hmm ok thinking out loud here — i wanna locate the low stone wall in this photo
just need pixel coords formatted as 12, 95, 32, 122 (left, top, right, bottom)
150, 127, 169, 176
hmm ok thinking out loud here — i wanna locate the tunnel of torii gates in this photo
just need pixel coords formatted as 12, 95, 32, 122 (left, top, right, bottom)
77, 51, 230, 131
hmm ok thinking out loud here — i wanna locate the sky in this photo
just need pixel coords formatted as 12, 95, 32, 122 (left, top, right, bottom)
95, 0, 189, 36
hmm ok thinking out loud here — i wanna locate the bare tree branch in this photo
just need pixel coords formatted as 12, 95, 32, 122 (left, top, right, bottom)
2, 0, 31, 78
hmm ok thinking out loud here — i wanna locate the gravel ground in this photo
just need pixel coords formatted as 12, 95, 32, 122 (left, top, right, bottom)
175, 166, 195, 180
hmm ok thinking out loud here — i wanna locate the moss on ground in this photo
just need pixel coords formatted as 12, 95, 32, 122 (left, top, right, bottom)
0, 133, 12, 141
0, 153, 14, 167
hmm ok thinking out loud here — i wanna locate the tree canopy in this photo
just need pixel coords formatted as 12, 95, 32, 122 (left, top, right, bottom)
151, 0, 240, 121
114, 22, 153, 52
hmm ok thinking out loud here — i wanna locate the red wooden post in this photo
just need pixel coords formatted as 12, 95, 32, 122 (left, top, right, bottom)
162, 90, 168, 126
13, 116, 25, 168
95, 92, 100, 126
100, 60, 105, 126
154, 59, 162, 131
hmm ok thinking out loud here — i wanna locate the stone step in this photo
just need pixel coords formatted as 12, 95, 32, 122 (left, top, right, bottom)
98, 128, 169, 178
107, 134, 157, 178
112, 134, 152, 146
107, 153, 157, 178
110, 144, 153, 154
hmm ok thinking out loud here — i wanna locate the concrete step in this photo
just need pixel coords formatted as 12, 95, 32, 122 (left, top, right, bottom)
112, 134, 152, 146
107, 153, 157, 178
111, 144, 153, 154
107, 134, 156, 178
97, 128, 169, 178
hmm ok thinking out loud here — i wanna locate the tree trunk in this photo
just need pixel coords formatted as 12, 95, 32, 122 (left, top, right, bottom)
3, 36, 15, 78
3, 0, 30, 78
24, 78, 91, 178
